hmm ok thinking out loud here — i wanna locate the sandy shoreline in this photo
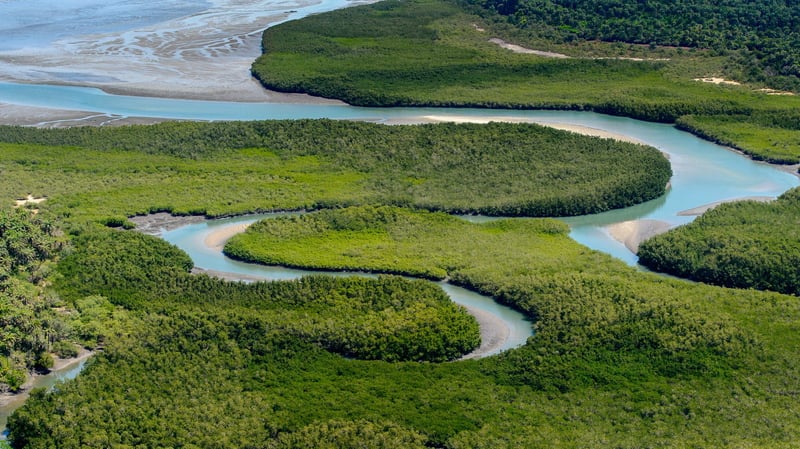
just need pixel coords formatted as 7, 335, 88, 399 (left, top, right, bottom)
405, 115, 647, 144
606, 219, 674, 253
677, 196, 775, 216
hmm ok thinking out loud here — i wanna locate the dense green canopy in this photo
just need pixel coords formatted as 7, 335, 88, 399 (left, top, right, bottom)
638, 187, 800, 295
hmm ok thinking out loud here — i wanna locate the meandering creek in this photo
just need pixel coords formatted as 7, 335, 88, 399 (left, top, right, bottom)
157, 214, 535, 360
0, 90, 798, 438
1, 0, 799, 435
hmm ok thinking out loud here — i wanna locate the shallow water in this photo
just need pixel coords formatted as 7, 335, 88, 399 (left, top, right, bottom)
0, 0, 212, 51
160, 214, 535, 356
0, 0, 798, 435
1, 81, 796, 263
0, 357, 89, 437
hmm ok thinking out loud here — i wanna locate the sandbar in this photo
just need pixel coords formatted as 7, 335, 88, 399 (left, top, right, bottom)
489, 38, 570, 58
204, 222, 254, 249
693, 77, 741, 86
606, 219, 674, 253
677, 196, 775, 216
412, 115, 647, 144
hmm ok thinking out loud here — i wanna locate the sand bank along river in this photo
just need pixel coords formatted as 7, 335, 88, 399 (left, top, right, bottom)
138, 213, 535, 360
0, 0, 798, 435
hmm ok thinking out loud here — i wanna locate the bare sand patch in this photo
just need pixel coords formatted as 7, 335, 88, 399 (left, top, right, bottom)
489, 38, 570, 58
13, 194, 46, 207
204, 222, 254, 249
693, 77, 741, 86
756, 88, 795, 96
488, 38, 669, 61
606, 219, 673, 253
677, 196, 775, 216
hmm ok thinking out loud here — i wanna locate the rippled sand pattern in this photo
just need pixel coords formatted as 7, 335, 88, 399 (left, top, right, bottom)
0, 0, 364, 101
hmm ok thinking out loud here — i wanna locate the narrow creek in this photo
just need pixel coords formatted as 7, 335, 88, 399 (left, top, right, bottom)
156, 214, 535, 359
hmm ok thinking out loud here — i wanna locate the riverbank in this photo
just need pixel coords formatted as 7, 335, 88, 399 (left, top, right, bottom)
388, 114, 648, 144
133, 213, 517, 360
677, 196, 776, 216
0, 348, 94, 432
0, 348, 94, 407
606, 219, 674, 253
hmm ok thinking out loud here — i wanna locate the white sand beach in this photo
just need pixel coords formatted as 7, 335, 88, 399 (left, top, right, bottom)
606, 219, 674, 253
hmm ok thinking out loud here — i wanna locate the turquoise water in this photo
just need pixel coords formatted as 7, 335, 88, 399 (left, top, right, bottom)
160, 214, 535, 356
1, 80, 796, 264
1, 0, 797, 439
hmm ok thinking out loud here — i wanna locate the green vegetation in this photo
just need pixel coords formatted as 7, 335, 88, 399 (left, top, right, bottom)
677, 111, 800, 164
9, 205, 800, 447
225, 204, 568, 279
0, 208, 116, 392
55, 227, 479, 362
0, 120, 670, 219
0, 209, 65, 390
252, 0, 800, 163
638, 188, 800, 296
0, 4, 797, 442
477, 0, 800, 91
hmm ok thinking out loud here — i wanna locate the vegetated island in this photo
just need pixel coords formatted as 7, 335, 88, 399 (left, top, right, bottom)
252, 0, 800, 166
3, 0, 800, 446
638, 187, 800, 296
1, 116, 799, 447
0, 119, 670, 221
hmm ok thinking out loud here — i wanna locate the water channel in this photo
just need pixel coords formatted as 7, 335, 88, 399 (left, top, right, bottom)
0, 84, 798, 438
0, 0, 798, 436
158, 214, 535, 356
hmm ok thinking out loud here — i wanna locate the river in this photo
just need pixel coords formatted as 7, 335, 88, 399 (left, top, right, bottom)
156, 214, 535, 358
0, 0, 799, 437
1, 82, 796, 263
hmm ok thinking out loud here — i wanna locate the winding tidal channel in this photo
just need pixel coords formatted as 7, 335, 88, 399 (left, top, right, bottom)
0, 0, 799, 437
1, 83, 800, 439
